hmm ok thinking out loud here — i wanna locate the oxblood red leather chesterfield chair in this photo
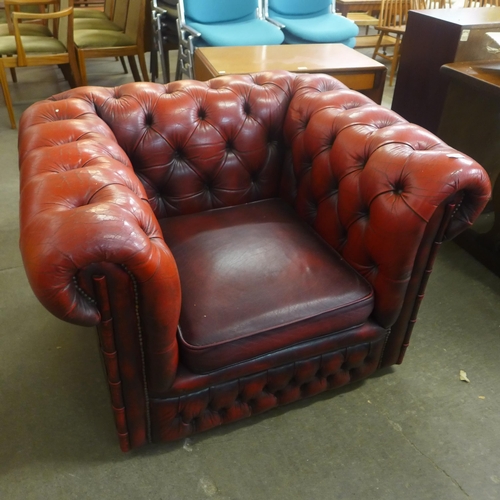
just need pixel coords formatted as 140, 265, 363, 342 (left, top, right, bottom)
18, 72, 491, 451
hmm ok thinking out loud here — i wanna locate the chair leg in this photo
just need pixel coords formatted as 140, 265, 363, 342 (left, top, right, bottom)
150, 48, 158, 82
372, 32, 384, 60
59, 61, 81, 88
175, 53, 182, 81
137, 52, 149, 82
127, 55, 141, 81
120, 56, 128, 74
0, 61, 16, 129
0, 55, 17, 83
163, 49, 171, 83
68, 54, 82, 87
76, 48, 88, 86
389, 36, 401, 86
58, 64, 73, 85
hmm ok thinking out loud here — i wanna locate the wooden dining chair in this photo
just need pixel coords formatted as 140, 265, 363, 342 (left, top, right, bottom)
0, 0, 80, 128
73, 0, 120, 30
1, 0, 59, 85
73, 0, 148, 85
463, 0, 499, 6
74, 0, 112, 19
371, 0, 413, 86
1, 0, 56, 36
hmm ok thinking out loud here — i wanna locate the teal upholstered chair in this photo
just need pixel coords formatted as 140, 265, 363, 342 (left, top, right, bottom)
177, 0, 284, 78
266, 0, 359, 48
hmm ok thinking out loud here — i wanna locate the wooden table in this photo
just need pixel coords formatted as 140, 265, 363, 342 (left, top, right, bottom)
193, 44, 387, 104
336, 0, 381, 16
438, 60, 500, 276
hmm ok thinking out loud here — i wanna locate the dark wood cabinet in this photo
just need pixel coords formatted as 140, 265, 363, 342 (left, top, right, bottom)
438, 61, 500, 276
391, 7, 500, 134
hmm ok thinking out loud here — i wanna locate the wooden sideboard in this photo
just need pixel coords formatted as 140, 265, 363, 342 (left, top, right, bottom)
392, 7, 500, 134
438, 61, 500, 276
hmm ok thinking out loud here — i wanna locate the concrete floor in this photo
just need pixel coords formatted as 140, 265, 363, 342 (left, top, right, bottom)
1, 54, 500, 500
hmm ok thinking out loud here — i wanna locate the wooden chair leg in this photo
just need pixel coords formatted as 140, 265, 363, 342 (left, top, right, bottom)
127, 55, 141, 81
119, 56, 128, 74
389, 36, 401, 86
68, 54, 82, 87
372, 32, 384, 60
0, 61, 17, 129
76, 48, 88, 86
137, 52, 149, 82
9, 67, 17, 83
59, 61, 80, 88
58, 63, 72, 85
0, 55, 17, 83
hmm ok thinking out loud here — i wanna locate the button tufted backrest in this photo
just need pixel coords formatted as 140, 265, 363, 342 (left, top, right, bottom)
46, 73, 304, 218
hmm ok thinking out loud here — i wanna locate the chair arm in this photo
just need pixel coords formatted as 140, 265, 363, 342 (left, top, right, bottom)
12, 7, 73, 66
265, 16, 285, 29
19, 94, 182, 392
285, 80, 491, 329
179, 22, 201, 38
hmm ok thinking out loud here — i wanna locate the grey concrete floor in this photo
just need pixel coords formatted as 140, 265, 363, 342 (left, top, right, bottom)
1, 53, 500, 500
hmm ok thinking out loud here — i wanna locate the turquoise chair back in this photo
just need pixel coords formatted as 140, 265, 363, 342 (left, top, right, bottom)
185, 0, 259, 24
269, 0, 332, 16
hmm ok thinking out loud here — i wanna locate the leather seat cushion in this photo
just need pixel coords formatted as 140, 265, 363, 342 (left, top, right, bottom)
160, 199, 374, 373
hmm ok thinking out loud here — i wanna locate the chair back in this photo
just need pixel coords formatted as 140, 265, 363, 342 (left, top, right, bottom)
463, 0, 498, 6
12, 0, 74, 65
113, 0, 129, 29
104, 0, 115, 18
124, 0, 145, 45
55, 0, 71, 42
183, 0, 259, 24
419, 0, 451, 7
4, 0, 59, 34
268, 0, 332, 16
378, 0, 412, 28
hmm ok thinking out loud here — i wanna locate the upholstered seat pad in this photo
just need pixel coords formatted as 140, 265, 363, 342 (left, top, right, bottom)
269, 10, 359, 43
188, 18, 285, 47
161, 199, 374, 373
73, 8, 109, 19
74, 18, 122, 31
0, 23, 51, 37
73, 29, 134, 48
0, 35, 66, 55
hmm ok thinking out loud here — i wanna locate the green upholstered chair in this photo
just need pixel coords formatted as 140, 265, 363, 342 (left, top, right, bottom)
0, 0, 55, 36
74, 0, 110, 18
1, 0, 57, 85
0, 1, 80, 128
73, 0, 122, 31
73, 0, 148, 85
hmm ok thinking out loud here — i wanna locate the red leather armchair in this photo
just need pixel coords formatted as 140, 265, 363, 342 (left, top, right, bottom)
18, 72, 491, 451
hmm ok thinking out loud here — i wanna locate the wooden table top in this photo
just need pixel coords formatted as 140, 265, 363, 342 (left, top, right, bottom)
441, 60, 500, 96
336, 0, 382, 15
195, 44, 386, 75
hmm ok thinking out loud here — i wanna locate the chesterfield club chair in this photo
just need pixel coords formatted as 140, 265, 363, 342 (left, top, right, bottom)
18, 72, 491, 451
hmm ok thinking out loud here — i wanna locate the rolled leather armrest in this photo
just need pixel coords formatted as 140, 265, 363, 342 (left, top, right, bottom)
284, 82, 492, 329
18, 97, 181, 391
